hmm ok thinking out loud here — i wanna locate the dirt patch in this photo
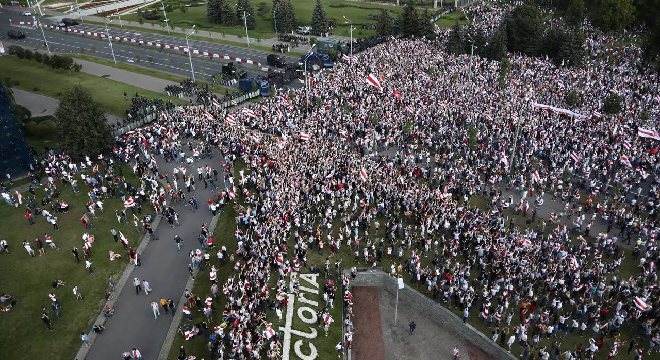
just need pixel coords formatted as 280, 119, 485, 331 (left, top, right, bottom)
465, 340, 497, 360
352, 286, 386, 360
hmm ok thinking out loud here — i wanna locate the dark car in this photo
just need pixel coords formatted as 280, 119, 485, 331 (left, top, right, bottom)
267, 54, 288, 68
62, 18, 80, 27
7, 30, 25, 40
222, 62, 248, 79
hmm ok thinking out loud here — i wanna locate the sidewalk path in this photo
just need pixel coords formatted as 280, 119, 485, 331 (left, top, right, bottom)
84, 153, 225, 360
75, 58, 179, 95
12, 87, 124, 124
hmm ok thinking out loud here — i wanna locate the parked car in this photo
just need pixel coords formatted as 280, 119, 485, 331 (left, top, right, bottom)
54, 21, 67, 27
7, 30, 25, 39
296, 26, 310, 35
62, 18, 80, 27
267, 54, 288, 68
21, 11, 32, 16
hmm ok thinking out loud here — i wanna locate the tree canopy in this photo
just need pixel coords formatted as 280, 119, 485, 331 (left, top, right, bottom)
274, 0, 297, 34
311, 0, 329, 35
236, 0, 256, 30
54, 85, 113, 160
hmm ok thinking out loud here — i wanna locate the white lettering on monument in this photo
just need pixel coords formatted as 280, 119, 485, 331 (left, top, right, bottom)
280, 273, 322, 360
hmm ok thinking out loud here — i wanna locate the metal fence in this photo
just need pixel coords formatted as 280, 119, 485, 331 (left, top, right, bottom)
112, 91, 260, 137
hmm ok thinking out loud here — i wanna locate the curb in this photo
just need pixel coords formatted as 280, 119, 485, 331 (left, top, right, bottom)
73, 212, 164, 360
157, 211, 221, 360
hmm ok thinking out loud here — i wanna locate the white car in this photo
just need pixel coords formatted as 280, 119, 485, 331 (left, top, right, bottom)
21, 11, 32, 16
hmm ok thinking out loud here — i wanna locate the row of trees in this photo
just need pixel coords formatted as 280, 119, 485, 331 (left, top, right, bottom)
373, 4, 436, 39
207, 0, 256, 28
446, 5, 586, 67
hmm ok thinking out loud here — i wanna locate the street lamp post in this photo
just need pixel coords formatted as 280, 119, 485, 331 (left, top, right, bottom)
273, 8, 277, 36
104, 18, 117, 64
343, 16, 354, 63
467, 34, 476, 77
240, 10, 250, 47
36, 16, 51, 55
509, 93, 531, 173
112, 2, 123, 28
186, 25, 196, 82
303, 44, 316, 115
160, 0, 170, 35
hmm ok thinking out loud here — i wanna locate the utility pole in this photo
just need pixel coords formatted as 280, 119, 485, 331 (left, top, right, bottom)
186, 25, 196, 82
112, 1, 123, 28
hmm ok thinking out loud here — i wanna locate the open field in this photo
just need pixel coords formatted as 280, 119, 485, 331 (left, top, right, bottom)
0, 56, 188, 116
0, 164, 153, 360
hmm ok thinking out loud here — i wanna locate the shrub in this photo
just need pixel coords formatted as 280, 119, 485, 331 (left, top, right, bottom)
565, 90, 579, 107
23, 120, 39, 136
602, 93, 623, 114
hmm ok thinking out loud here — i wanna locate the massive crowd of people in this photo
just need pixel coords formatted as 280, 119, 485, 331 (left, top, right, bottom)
2, 2, 660, 359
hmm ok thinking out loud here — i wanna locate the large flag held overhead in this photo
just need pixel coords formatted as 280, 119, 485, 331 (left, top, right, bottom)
124, 197, 135, 207
225, 115, 236, 126
366, 74, 382, 90
360, 168, 368, 181
620, 155, 632, 168
212, 98, 220, 107
638, 127, 660, 140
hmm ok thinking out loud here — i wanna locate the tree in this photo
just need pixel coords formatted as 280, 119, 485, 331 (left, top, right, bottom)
274, 0, 297, 34
486, 22, 507, 61
418, 9, 435, 38
588, 0, 635, 32
236, 0, 256, 30
396, 2, 420, 38
565, 0, 585, 27
447, 21, 465, 55
54, 85, 112, 160
207, 0, 221, 23
218, 0, 236, 26
506, 5, 543, 56
376, 9, 393, 36
565, 90, 580, 107
602, 93, 623, 114
311, 0, 329, 35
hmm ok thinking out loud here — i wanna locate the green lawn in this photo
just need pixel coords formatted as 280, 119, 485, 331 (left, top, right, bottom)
122, 0, 408, 39
0, 164, 154, 360
436, 10, 468, 28
0, 56, 188, 116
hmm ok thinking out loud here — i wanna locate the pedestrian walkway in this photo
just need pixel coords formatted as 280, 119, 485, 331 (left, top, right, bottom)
82, 154, 224, 360
11, 87, 124, 124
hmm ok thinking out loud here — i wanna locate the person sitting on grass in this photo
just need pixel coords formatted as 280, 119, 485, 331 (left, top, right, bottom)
52, 279, 66, 288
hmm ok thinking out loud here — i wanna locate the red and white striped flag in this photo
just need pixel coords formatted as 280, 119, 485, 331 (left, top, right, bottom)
225, 115, 236, 126
204, 111, 214, 120
620, 155, 632, 168
593, 111, 602, 118
365, 74, 382, 90
261, 104, 268, 112
124, 197, 135, 207
16, 191, 22, 204
359, 168, 368, 181
342, 53, 351, 62
623, 140, 631, 149
299, 133, 310, 141
638, 127, 660, 140
634, 297, 647, 310
570, 152, 580, 162
392, 90, 401, 100
251, 133, 260, 143
231, 99, 237, 106
242, 108, 256, 117
578, 235, 587, 245
212, 98, 220, 107
532, 171, 540, 183
477, 74, 486, 82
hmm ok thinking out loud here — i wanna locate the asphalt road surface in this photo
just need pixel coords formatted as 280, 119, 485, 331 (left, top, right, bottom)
0, 10, 273, 84
85, 150, 225, 360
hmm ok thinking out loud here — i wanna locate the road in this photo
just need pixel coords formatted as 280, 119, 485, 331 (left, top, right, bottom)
0, 9, 287, 85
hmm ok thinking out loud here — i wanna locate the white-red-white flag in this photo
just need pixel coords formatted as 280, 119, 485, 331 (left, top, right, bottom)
242, 108, 257, 118
16, 191, 22, 204
359, 168, 367, 181
366, 74, 382, 90
392, 90, 401, 100
623, 140, 631, 149
204, 111, 214, 120
124, 197, 135, 207
620, 155, 632, 168
212, 98, 220, 107
299, 133, 310, 141
570, 152, 580, 162
634, 297, 647, 310
225, 115, 236, 126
